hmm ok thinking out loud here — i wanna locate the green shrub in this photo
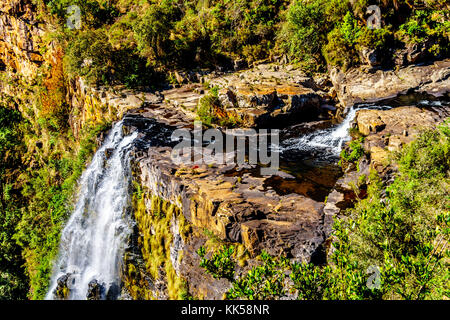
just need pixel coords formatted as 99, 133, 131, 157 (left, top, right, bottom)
132, 0, 181, 67
196, 87, 221, 127
397, 9, 449, 57
335, 122, 450, 299
290, 263, 333, 300
0, 105, 28, 300
65, 29, 157, 88
278, 0, 329, 69
46, 0, 119, 28
65, 29, 115, 85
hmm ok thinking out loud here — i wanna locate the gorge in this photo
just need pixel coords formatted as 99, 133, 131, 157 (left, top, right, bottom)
0, 0, 449, 301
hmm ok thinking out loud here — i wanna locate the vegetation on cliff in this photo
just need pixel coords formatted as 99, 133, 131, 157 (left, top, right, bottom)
123, 182, 190, 299
199, 121, 450, 300
0, 0, 449, 300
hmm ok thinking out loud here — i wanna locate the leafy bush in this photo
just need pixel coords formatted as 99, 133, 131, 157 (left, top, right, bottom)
0, 105, 28, 300
132, 0, 181, 67
197, 245, 236, 281
196, 87, 221, 126
397, 9, 449, 56
46, 0, 119, 28
64, 29, 115, 85
65, 29, 157, 88
278, 0, 329, 69
290, 263, 333, 300
334, 122, 450, 299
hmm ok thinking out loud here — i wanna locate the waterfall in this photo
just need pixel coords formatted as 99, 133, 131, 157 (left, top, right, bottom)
46, 121, 138, 300
281, 105, 390, 155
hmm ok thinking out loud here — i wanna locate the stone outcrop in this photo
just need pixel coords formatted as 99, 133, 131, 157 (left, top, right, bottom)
330, 59, 450, 107
121, 109, 333, 299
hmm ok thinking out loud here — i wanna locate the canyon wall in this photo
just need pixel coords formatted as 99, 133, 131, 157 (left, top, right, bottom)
1, 0, 449, 300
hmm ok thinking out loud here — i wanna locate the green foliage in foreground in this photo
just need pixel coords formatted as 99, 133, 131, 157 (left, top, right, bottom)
199, 121, 450, 300
227, 251, 290, 300
339, 137, 365, 166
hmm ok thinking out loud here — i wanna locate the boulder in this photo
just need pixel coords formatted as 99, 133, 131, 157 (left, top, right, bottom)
86, 279, 106, 300
359, 47, 383, 67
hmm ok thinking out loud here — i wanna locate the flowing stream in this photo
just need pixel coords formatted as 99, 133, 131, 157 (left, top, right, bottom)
46, 121, 138, 300
280, 105, 390, 155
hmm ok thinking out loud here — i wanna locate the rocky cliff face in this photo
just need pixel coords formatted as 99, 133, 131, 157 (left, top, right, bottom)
0, 0, 44, 78
118, 104, 332, 299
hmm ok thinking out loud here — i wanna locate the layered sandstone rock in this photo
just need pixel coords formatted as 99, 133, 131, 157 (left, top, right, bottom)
206, 63, 331, 127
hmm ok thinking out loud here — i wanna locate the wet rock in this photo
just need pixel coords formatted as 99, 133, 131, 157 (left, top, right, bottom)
106, 283, 120, 300
86, 279, 106, 300
105, 148, 114, 159
122, 114, 177, 150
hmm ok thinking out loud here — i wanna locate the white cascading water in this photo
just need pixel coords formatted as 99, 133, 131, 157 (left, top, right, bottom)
281, 105, 390, 155
46, 121, 138, 300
